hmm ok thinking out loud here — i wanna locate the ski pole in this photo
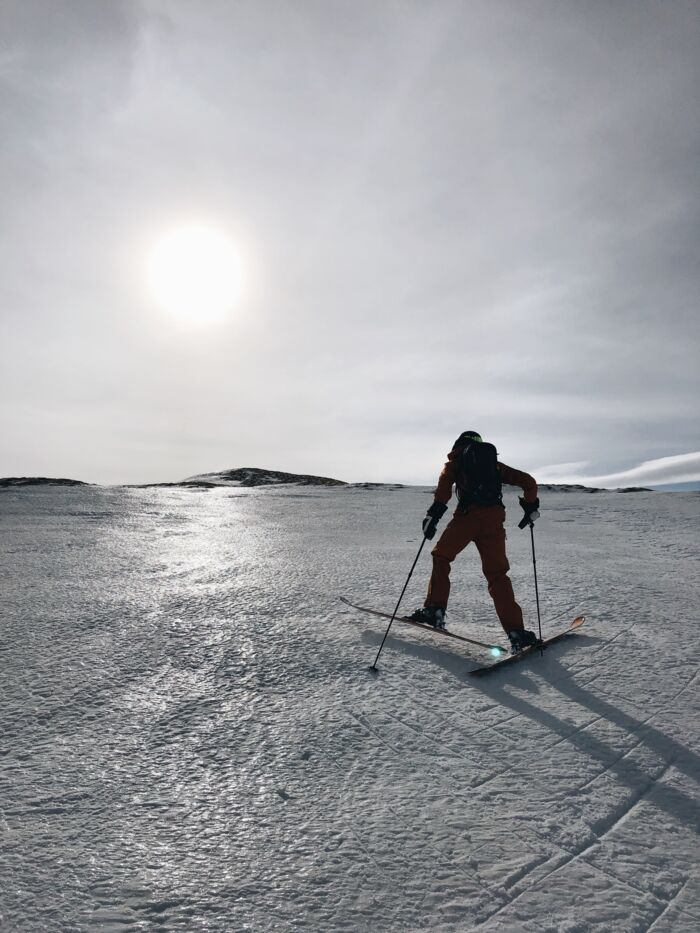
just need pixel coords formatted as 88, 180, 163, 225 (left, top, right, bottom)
528, 522, 544, 655
370, 536, 428, 672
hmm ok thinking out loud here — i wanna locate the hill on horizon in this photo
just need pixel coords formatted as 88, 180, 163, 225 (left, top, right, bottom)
0, 468, 659, 492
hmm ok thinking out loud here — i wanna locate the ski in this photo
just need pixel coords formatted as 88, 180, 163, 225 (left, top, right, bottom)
469, 616, 585, 676
340, 596, 508, 657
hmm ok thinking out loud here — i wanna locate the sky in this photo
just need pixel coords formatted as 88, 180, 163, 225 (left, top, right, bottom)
1, 0, 699, 487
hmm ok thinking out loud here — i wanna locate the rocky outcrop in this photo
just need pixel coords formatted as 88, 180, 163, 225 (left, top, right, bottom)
0, 477, 90, 487
349, 482, 405, 489
183, 467, 347, 487
536, 483, 605, 493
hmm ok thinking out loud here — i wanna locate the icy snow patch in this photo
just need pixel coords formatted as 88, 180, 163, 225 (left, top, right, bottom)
0, 484, 698, 931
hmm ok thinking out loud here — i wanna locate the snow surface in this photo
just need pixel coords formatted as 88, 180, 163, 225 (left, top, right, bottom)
1, 484, 698, 932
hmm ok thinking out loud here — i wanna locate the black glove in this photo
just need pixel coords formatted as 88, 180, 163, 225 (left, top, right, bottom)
422, 501, 448, 540
518, 496, 540, 529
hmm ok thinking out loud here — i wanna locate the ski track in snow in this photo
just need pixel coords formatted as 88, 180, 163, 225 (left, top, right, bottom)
0, 485, 699, 932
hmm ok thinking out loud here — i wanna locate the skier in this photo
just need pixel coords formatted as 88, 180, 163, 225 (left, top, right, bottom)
409, 431, 541, 654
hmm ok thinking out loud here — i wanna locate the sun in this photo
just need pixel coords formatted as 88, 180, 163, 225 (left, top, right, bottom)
147, 223, 243, 325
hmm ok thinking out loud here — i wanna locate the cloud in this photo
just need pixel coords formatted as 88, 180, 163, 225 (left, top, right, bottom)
535, 452, 700, 488
1, 1, 699, 484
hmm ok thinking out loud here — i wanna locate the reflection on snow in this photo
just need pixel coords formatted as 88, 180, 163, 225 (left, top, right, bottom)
1, 484, 699, 929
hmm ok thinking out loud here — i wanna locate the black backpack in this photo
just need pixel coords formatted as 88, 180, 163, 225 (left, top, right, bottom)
455, 441, 503, 507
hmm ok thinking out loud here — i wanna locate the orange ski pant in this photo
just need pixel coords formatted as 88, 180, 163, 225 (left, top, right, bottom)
425, 505, 524, 634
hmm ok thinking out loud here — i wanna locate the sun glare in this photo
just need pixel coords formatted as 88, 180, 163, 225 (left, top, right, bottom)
147, 224, 242, 326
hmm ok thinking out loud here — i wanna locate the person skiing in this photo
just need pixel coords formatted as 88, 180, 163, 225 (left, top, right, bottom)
409, 430, 541, 654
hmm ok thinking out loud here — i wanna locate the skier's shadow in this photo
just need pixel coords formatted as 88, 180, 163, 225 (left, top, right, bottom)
470, 653, 700, 834
358, 628, 480, 679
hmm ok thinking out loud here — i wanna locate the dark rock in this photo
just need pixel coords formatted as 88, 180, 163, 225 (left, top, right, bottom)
0, 477, 90, 487
186, 467, 347, 487
128, 481, 219, 489
512, 483, 605, 493
349, 482, 405, 489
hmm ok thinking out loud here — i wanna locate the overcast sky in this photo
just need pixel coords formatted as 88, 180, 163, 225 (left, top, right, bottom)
1, 0, 698, 486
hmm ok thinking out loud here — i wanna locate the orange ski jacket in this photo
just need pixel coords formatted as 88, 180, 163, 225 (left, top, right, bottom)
433, 447, 538, 507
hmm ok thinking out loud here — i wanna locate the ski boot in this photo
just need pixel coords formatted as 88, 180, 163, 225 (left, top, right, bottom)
408, 606, 446, 630
507, 629, 542, 655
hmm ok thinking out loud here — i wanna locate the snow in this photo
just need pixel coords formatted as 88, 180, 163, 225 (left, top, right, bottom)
0, 484, 698, 931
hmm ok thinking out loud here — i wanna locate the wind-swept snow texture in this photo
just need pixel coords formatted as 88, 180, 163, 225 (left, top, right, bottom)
1, 485, 698, 932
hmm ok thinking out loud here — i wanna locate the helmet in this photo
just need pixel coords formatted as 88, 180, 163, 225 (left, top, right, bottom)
453, 430, 482, 448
